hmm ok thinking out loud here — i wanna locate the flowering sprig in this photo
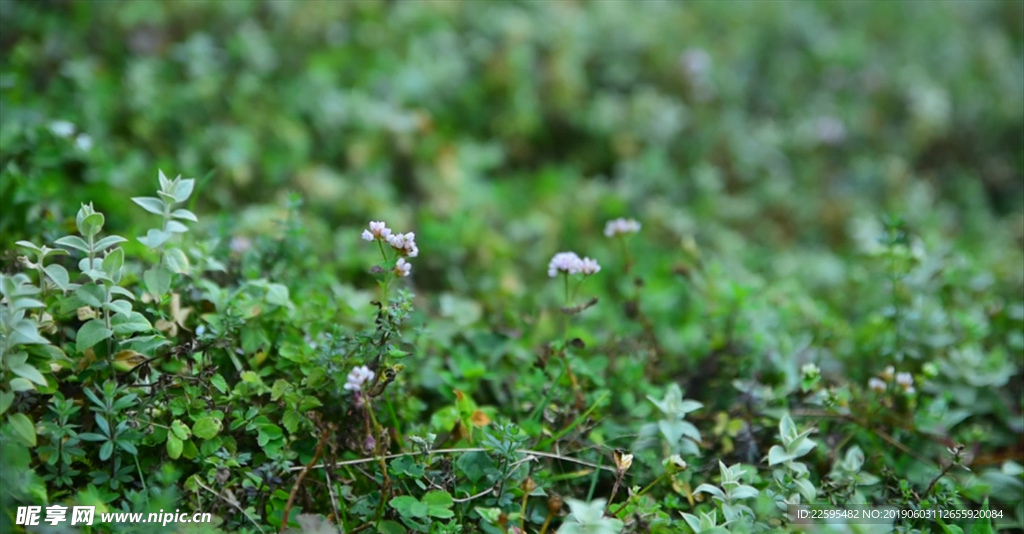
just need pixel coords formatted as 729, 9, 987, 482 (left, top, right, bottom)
344, 365, 375, 392
872, 366, 915, 395
604, 218, 641, 237
604, 217, 640, 274
362, 220, 417, 301
548, 251, 601, 306
547, 250, 601, 411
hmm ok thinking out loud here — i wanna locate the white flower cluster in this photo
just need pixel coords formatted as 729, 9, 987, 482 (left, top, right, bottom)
361, 220, 417, 277
871, 366, 915, 394
548, 252, 601, 278
604, 217, 641, 238
361, 221, 391, 241
344, 365, 375, 392
386, 231, 419, 258
895, 372, 915, 394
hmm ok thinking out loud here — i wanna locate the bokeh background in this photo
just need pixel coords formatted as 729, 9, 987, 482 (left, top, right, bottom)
3, 1, 1022, 262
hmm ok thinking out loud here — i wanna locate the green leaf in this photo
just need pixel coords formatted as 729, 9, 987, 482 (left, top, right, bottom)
167, 435, 183, 459
44, 264, 70, 291
210, 374, 228, 394
788, 436, 817, 459
54, 235, 91, 253
164, 248, 190, 275
165, 220, 189, 234
9, 361, 47, 386
15, 240, 42, 252
75, 284, 105, 307
780, 415, 797, 443
171, 209, 198, 222
767, 445, 797, 466
139, 229, 172, 249
266, 283, 291, 307
378, 520, 407, 534
8, 413, 37, 447
9, 320, 48, 345
390, 496, 428, 519
110, 286, 136, 300
158, 169, 172, 190
9, 378, 35, 392
102, 247, 124, 279
111, 312, 153, 335
80, 212, 105, 238
192, 417, 222, 440
144, 266, 172, 297
105, 299, 133, 317
93, 235, 128, 251
171, 419, 191, 440
132, 196, 165, 215
0, 391, 13, 415
77, 320, 113, 352
423, 491, 454, 518
172, 178, 195, 202
257, 423, 283, 446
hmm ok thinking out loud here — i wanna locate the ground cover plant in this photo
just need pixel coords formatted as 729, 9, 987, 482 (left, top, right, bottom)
1, 1, 1022, 533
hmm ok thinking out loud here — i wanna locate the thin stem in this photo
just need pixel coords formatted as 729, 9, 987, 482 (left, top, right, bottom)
558, 273, 584, 408
377, 239, 392, 304
538, 511, 554, 534
619, 236, 632, 274
611, 473, 667, 517
606, 472, 623, 513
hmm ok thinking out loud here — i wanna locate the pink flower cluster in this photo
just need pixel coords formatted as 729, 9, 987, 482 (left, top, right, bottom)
548, 252, 601, 278
362, 220, 417, 277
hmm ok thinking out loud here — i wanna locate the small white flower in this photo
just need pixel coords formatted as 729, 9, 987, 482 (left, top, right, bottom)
548, 252, 583, 277
230, 236, 253, 254
603, 218, 642, 238
881, 365, 895, 381
363, 221, 392, 241
75, 134, 93, 152
868, 377, 886, 393
387, 232, 418, 257
580, 257, 601, 275
344, 365, 375, 392
896, 372, 914, 393
48, 120, 75, 138
801, 363, 820, 378
664, 454, 688, 474
394, 257, 412, 277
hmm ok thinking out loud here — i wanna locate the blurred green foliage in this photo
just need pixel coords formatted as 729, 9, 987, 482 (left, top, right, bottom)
1, 1, 1022, 533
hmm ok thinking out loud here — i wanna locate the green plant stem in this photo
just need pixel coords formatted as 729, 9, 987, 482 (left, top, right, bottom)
619, 236, 632, 274
610, 472, 668, 517
384, 396, 403, 448
103, 284, 113, 363
365, 398, 391, 528
520, 489, 530, 532
559, 274, 584, 410
606, 472, 624, 513
377, 239, 391, 305
133, 454, 148, 493
586, 456, 603, 501
538, 511, 554, 534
